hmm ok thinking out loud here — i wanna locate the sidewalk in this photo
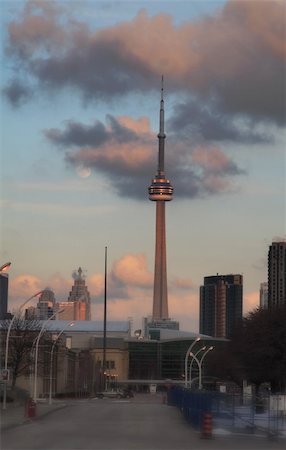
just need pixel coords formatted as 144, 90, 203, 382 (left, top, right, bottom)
0, 399, 69, 431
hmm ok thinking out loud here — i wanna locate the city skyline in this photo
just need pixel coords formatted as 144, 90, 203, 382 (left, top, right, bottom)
1, 1, 285, 332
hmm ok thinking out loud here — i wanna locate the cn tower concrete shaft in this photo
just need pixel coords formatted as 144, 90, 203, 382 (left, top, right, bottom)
149, 77, 173, 321
153, 201, 168, 319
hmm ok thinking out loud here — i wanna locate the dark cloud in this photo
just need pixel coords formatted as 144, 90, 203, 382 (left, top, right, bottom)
168, 99, 274, 144
45, 114, 245, 200
3, 1, 285, 127
44, 114, 141, 148
2, 79, 32, 107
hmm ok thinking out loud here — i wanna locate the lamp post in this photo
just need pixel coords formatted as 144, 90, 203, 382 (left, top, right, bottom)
190, 346, 214, 390
0, 262, 11, 272
184, 337, 201, 387
199, 346, 214, 389
189, 346, 206, 387
3, 289, 43, 410
103, 246, 107, 392
33, 309, 64, 402
189, 352, 203, 389
48, 321, 74, 404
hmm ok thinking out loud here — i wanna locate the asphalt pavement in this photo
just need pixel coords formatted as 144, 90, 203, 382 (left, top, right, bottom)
1, 399, 69, 431
1, 394, 285, 450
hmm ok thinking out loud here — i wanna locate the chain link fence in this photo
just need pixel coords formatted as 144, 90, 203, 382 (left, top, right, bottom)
167, 385, 286, 438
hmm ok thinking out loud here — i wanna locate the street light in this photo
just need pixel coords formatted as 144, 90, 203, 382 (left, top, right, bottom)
199, 346, 214, 389
3, 290, 44, 410
48, 321, 74, 404
33, 309, 64, 402
190, 346, 214, 390
189, 346, 206, 386
0, 262, 11, 272
184, 337, 201, 387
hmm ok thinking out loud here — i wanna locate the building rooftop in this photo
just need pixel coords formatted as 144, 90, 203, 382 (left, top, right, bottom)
146, 328, 228, 342
0, 320, 130, 333
43, 320, 130, 333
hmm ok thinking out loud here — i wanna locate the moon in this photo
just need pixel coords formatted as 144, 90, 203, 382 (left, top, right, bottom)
76, 166, 91, 178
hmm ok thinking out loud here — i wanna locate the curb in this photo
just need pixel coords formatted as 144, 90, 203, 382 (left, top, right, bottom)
1, 403, 69, 432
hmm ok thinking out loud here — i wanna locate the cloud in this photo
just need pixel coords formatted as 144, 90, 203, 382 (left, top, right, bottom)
45, 114, 244, 199
168, 99, 274, 144
171, 277, 196, 291
243, 291, 259, 314
2, 79, 32, 107
3, 0, 283, 202
89, 253, 153, 303
8, 274, 42, 312
112, 253, 153, 288
3, 1, 285, 126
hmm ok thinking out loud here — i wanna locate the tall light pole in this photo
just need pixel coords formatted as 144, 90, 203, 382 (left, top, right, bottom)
33, 309, 64, 402
103, 246, 107, 391
189, 346, 206, 386
199, 346, 214, 389
48, 321, 74, 404
184, 337, 201, 387
3, 289, 43, 410
190, 346, 214, 390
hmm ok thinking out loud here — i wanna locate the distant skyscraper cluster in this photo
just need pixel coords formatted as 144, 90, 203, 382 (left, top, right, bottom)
199, 274, 243, 339
199, 240, 286, 339
26, 267, 91, 321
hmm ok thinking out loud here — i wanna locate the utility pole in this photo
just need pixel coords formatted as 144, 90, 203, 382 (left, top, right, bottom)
103, 246, 107, 390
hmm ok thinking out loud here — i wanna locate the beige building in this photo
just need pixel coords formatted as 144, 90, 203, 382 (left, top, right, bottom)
0, 320, 130, 400
57, 267, 91, 321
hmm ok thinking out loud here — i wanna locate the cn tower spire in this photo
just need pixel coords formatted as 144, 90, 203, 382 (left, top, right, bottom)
158, 75, 165, 176
148, 77, 173, 320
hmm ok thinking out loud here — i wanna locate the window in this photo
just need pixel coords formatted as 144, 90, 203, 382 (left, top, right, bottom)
106, 360, 115, 370
66, 337, 72, 349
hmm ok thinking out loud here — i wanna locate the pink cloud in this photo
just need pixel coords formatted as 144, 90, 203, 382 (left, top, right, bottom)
192, 147, 235, 173
67, 142, 153, 172
5, 1, 284, 123
171, 277, 196, 290
244, 291, 259, 314
111, 253, 153, 288
8, 274, 42, 311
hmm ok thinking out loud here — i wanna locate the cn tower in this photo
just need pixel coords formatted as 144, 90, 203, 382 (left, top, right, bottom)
149, 77, 173, 320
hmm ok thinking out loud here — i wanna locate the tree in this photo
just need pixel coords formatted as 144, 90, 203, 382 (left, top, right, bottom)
1, 315, 46, 388
230, 306, 286, 393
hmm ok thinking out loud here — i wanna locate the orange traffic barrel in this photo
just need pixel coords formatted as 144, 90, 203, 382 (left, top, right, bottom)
201, 412, 212, 439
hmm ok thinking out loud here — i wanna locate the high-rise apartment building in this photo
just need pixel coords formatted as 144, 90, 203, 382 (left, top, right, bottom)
57, 267, 91, 320
268, 241, 286, 309
200, 274, 243, 338
259, 282, 268, 309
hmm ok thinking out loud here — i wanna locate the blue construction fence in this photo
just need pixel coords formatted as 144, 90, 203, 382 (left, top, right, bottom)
167, 385, 286, 437
167, 385, 216, 429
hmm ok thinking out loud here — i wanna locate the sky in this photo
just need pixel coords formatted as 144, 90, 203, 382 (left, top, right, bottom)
0, 0, 285, 333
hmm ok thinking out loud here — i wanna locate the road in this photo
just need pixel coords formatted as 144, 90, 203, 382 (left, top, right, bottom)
1, 394, 285, 450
